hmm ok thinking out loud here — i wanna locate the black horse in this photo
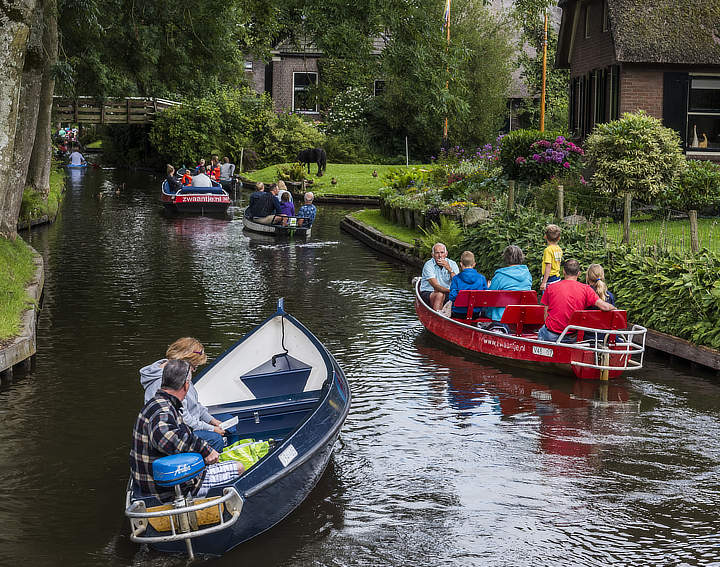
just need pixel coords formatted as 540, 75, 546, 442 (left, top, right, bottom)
297, 148, 327, 177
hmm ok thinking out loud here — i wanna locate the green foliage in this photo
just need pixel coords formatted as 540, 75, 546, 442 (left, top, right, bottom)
325, 87, 372, 135
276, 163, 307, 182
498, 129, 562, 179
584, 112, 686, 200
377, 0, 514, 157
150, 89, 324, 168
660, 160, 720, 212
0, 236, 37, 340
324, 129, 378, 164
419, 216, 465, 258
19, 164, 66, 223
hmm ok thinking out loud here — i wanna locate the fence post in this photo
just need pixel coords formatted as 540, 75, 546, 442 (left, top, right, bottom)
557, 184, 564, 220
623, 192, 632, 244
239, 147, 244, 172
689, 209, 700, 253
507, 180, 515, 212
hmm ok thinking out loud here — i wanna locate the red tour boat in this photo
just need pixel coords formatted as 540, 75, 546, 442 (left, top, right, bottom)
414, 279, 647, 380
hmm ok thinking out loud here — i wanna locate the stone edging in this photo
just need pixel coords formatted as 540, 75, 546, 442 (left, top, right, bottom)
340, 214, 424, 269
341, 213, 720, 372
0, 251, 44, 379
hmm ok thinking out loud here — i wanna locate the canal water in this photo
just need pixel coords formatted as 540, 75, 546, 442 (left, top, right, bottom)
2, 167, 720, 566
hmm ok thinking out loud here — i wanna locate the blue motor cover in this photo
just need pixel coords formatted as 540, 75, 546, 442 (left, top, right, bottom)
152, 453, 205, 487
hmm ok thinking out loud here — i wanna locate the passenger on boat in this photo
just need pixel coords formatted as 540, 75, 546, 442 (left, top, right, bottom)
69, 146, 86, 166
194, 158, 206, 173
209, 156, 221, 181
279, 191, 295, 218
420, 243, 459, 311
276, 180, 290, 203
191, 166, 213, 187
586, 263, 615, 307
139, 337, 226, 452
166, 165, 182, 193
245, 182, 282, 224
219, 156, 235, 180
181, 169, 193, 186
485, 245, 533, 324
297, 192, 317, 227
538, 259, 616, 343
448, 251, 488, 318
131, 359, 244, 502
539, 224, 563, 293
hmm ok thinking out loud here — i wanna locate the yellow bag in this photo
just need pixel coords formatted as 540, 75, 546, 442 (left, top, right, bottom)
219, 438, 270, 470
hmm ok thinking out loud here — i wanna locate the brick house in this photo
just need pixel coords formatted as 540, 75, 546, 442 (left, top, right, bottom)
556, 0, 720, 157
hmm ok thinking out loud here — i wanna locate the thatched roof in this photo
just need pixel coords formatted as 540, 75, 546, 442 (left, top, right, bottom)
557, 0, 720, 67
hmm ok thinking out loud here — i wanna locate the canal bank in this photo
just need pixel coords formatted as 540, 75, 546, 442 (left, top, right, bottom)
341, 211, 720, 373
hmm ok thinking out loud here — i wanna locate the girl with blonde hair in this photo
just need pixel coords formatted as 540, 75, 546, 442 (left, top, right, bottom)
586, 263, 615, 306
139, 337, 226, 451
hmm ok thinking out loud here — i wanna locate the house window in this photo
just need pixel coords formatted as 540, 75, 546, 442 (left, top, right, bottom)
687, 76, 720, 150
608, 65, 619, 120
292, 72, 318, 113
244, 60, 253, 71
602, 0, 609, 32
373, 80, 386, 96
584, 5, 591, 38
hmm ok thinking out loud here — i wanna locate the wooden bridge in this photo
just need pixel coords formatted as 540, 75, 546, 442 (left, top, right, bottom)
52, 96, 181, 124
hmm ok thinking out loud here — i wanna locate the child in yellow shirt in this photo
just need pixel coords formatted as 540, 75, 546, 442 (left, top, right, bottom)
539, 224, 563, 292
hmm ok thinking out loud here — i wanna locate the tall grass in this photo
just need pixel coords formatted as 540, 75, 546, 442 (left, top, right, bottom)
603, 218, 720, 254
0, 237, 37, 340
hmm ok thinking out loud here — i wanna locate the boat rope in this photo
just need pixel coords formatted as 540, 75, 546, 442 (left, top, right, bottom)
271, 315, 290, 366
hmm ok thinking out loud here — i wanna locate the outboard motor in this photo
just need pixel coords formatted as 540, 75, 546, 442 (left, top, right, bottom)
152, 453, 205, 559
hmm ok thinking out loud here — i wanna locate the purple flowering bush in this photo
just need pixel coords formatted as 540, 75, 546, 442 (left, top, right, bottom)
517, 136, 585, 185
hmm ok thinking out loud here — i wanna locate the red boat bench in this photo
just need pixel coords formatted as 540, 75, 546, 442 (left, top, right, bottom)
453, 290, 538, 323
498, 304, 546, 335
566, 310, 628, 341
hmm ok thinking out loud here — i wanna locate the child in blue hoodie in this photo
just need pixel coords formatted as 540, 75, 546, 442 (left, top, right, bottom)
448, 251, 488, 318
485, 245, 533, 322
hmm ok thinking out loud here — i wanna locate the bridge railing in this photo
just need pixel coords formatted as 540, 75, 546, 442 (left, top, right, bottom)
52, 96, 181, 124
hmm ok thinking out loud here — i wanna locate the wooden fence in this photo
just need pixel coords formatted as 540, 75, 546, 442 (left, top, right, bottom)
52, 96, 181, 124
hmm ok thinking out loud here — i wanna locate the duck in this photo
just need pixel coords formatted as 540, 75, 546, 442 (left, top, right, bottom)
699, 133, 708, 148
331, 177, 337, 185
372, 170, 378, 177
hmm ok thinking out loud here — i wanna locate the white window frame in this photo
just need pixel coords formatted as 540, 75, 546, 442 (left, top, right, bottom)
686, 73, 720, 155
244, 60, 253, 71
292, 72, 318, 114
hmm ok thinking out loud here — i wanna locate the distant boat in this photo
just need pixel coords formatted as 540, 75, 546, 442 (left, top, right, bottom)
242, 208, 312, 238
161, 180, 231, 215
65, 163, 88, 169
125, 299, 350, 558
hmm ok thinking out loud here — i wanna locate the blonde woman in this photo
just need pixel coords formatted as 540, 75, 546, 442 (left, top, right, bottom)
139, 337, 226, 451
586, 263, 616, 307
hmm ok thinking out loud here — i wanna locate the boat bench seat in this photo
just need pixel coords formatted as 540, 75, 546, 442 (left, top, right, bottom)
567, 310, 628, 341
499, 304, 546, 335
453, 290, 538, 323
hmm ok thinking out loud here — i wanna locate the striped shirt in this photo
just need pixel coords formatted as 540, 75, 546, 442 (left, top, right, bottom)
130, 390, 212, 502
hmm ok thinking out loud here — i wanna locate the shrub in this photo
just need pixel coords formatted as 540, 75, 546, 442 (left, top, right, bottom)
584, 111, 685, 202
498, 129, 563, 180
419, 216, 465, 258
325, 87, 371, 135
276, 163, 307, 182
324, 128, 377, 164
660, 159, 720, 212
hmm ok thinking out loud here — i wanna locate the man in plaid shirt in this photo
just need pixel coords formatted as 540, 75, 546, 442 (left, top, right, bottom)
130, 359, 243, 502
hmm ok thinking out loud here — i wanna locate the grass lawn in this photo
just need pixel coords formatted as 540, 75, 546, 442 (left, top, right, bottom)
0, 237, 37, 341
350, 209, 423, 245
245, 163, 430, 197
603, 217, 720, 253
86, 140, 103, 149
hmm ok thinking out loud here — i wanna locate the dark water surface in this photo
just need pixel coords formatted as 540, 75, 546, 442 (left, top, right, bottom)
2, 167, 720, 566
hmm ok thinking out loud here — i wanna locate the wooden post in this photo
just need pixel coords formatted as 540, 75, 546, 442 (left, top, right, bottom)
623, 192, 632, 244
557, 184, 564, 220
689, 209, 700, 253
539, 12, 548, 132
239, 147, 244, 172
405, 136, 409, 167
127, 99, 131, 124
507, 180, 515, 212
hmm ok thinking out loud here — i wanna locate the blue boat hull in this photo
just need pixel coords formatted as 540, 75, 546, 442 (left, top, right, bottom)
128, 305, 350, 557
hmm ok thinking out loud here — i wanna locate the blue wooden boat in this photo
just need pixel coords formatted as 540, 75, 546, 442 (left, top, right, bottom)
66, 163, 88, 169
125, 299, 350, 558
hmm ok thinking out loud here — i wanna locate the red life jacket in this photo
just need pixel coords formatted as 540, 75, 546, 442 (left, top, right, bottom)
181, 173, 192, 185
210, 165, 221, 181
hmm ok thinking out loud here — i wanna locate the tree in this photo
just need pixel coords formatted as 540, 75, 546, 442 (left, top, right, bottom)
512, 0, 568, 131
376, 0, 513, 157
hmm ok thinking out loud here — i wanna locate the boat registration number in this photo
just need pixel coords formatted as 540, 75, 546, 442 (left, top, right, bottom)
278, 444, 298, 467
532, 346, 554, 358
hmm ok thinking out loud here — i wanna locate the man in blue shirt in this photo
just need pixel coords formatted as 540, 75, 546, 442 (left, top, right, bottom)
297, 192, 317, 227
420, 243, 459, 310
